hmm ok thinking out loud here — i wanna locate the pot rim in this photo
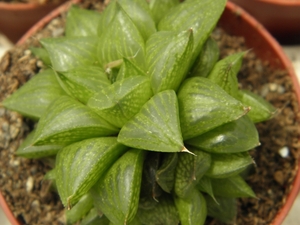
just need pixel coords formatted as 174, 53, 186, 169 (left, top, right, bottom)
254, 0, 300, 6
0, 1, 63, 11
1, 1, 300, 225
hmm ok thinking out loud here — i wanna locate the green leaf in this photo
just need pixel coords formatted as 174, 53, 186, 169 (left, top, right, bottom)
146, 30, 193, 93
137, 194, 179, 225
116, 57, 146, 82
156, 153, 178, 193
118, 90, 186, 153
205, 195, 237, 223
31, 96, 118, 146
56, 66, 110, 104
238, 89, 276, 123
97, 1, 118, 36
41, 36, 98, 71
80, 208, 110, 225
149, 0, 180, 24
210, 175, 256, 198
178, 77, 250, 140
205, 152, 254, 178
207, 51, 246, 98
158, 0, 226, 62
186, 115, 259, 154
196, 176, 217, 203
189, 37, 219, 78
2, 69, 65, 120
65, 5, 101, 37
174, 148, 211, 198
92, 149, 145, 225
66, 193, 94, 225
88, 76, 152, 128
56, 137, 127, 207
174, 189, 207, 225
30, 47, 51, 66
97, 3, 146, 69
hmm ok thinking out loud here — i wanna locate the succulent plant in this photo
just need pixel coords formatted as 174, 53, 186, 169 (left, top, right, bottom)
2, 0, 276, 224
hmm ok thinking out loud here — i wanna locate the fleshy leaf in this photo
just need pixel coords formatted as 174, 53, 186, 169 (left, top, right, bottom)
56, 137, 127, 207
205, 152, 254, 178
65, 5, 101, 37
66, 193, 94, 225
92, 149, 145, 225
2, 69, 65, 120
56, 66, 110, 104
116, 57, 146, 82
174, 148, 211, 198
32, 96, 118, 146
238, 89, 276, 123
40, 36, 98, 71
205, 195, 237, 223
186, 115, 259, 154
30, 47, 51, 66
158, 0, 226, 62
196, 176, 217, 203
88, 76, 152, 128
149, 0, 180, 24
97, 3, 145, 69
118, 90, 186, 153
137, 195, 179, 225
80, 208, 110, 225
146, 29, 193, 93
210, 175, 256, 198
178, 77, 250, 140
207, 51, 246, 98
174, 189, 207, 225
156, 153, 178, 193
190, 37, 219, 78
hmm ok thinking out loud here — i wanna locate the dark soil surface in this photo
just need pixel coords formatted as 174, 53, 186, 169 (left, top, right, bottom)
0, 0, 299, 225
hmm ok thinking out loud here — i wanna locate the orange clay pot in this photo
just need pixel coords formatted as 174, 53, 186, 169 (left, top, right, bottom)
0, 1, 300, 225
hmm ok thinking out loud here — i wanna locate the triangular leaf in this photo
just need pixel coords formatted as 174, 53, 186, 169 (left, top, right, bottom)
186, 115, 259, 154
178, 77, 250, 140
205, 152, 254, 178
30, 47, 51, 66
56, 137, 127, 206
41, 36, 98, 71
2, 69, 66, 120
32, 96, 118, 146
80, 208, 110, 225
174, 189, 207, 225
174, 148, 211, 198
65, 5, 101, 37
146, 30, 193, 93
116, 57, 146, 82
196, 176, 217, 203
118, 90, 185, 153
88, 76, 152, 128
92, 149, 145, 225
149, 0, 180, 24
56, 66, 110, 104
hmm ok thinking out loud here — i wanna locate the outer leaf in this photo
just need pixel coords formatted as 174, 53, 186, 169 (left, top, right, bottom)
56, 137, 127, 206
196, 176, 217, 203
178, 77, 250, 140
205, 195, 237, 223
92, 149, 145, 225
30, 47, 51, 65
118, 90, 186, 153
190, 37, 219, 78
146, 30, 193, 93
65, 5, 101, 37
2, 69, 65, 120
149, 0, 180, 24
174, 189, 207, 225
116, 57, 146, 82
174, 148, 211, 198
80, 208, 110, 225
32, 96, 118, 146
97, 3, 145, 69
156, 153, 178, 193
158, 0, 226, 62
186, 115, 259, 154
97, 1, 118, 36
41, 36, 98, 71
238, 89, 276, 123
207, 51, 246, 98
211, 175, 256, 198
205, 152, 254, 178
66, 193, 94, 225
56, 66, 110, 104
88, 76, 152, 128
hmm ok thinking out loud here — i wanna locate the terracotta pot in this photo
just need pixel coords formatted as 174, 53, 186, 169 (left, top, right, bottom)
0, 0, 67, 44
0, 1, 299, 225
229, 0, 300, 43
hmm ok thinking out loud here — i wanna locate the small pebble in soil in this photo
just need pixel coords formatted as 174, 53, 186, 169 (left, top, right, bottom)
278, 146, 289, 158
26, 176, 34, 192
